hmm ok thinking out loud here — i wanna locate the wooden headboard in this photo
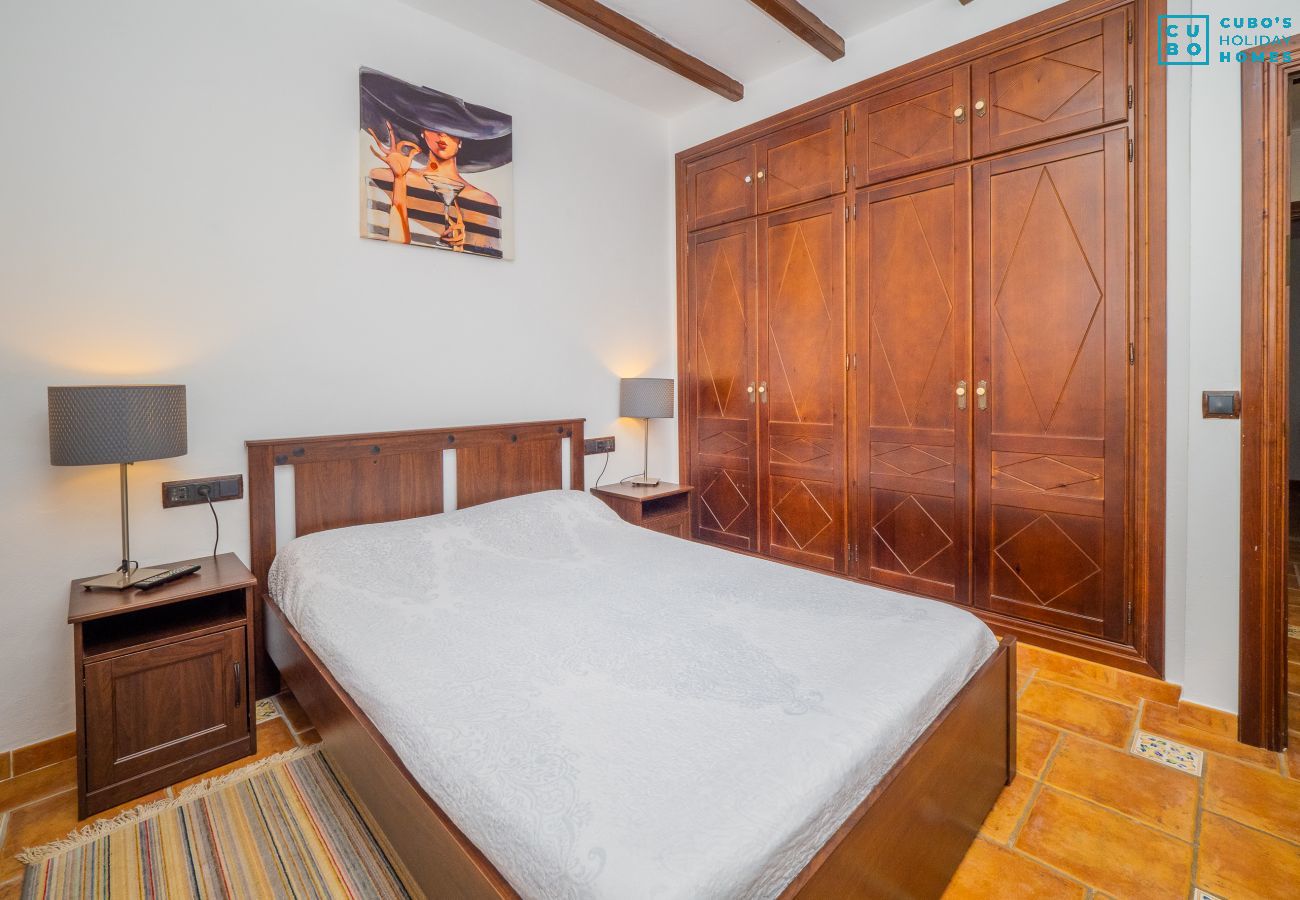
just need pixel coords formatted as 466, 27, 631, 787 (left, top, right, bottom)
245, 418, 585, 696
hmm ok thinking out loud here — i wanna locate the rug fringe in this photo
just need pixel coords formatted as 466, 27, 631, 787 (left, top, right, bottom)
17, 745, 322, 866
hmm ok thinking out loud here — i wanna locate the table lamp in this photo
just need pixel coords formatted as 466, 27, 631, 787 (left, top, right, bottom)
620, 377, 674, 487
48, 385, 188, 590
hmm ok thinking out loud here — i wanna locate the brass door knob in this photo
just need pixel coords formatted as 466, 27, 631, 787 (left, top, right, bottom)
744, 174, 753, 184
956, 380, 968, 411
974, 99, 987, 117
976, 380, 989, 411
954, 106, 967, 124
757, 169, 766, 180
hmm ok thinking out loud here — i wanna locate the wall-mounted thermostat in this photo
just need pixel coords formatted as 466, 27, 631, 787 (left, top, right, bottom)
1201, 391, 1241, 419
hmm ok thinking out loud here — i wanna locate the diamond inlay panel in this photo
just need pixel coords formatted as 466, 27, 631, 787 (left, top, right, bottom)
874, 494, 954, 575
700, 469, 750, 533
995, 50, 1102, 125
767, 219, 836, 426
993, 453, 1103, 501
973, 11, 1124, 155
693, 235, 750, 421
770, 436, 832, 466
772, 481, 833, 551
869, 186, 956, 429
873, 444, 952, 478
995, 512, 1101, 608
871, 93, 952, 163
994, 167, 1101, 433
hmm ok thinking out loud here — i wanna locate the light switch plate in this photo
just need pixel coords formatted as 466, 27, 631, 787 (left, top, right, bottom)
162, 475, 244, 508
1201, 391, 1240, 419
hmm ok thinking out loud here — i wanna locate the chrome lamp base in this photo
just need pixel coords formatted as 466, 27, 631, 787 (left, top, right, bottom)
628, 475, 662, 487
81, 462, 163, 591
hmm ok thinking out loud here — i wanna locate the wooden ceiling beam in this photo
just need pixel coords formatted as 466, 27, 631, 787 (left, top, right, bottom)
747, 0, 845, 61
534, 0, 744, 101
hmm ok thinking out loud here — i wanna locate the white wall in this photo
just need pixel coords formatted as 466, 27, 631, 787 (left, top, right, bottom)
1165, 0, 1250, 712
670, 0, 1262, 712
0, 0, 676, 749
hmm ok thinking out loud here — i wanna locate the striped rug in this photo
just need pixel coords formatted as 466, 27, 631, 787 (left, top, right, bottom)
18, 747, 419, 899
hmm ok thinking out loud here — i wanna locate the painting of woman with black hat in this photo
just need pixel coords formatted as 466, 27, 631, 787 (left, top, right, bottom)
359, 67, 513, 260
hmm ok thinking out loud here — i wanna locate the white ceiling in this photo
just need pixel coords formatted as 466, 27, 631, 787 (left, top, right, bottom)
400, 0, 914, 116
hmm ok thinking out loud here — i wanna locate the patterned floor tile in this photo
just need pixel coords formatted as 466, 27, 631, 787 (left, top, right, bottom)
1130, 730, 1204, 775
255, 697, 280, 724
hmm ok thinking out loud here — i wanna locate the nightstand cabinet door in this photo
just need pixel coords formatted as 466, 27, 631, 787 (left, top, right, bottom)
643, 512, 690, 539
84, 627, 249, 792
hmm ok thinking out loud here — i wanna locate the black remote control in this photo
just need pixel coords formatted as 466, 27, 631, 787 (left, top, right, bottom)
135, 564, 202, 591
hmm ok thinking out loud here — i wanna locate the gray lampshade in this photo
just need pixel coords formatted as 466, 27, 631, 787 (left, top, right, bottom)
620, 378, 674, 419
48, 385, 187, 466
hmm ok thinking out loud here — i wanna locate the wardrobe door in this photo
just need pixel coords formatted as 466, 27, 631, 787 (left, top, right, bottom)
971, 10, 1128, 157
760, 197, 847, 572
971, 130, 1129, 641
854, 169, 971, 602
686, 144, 758, 231
757, 111, 847, 214
687, 219, 760, 550
852, 67, 971, 187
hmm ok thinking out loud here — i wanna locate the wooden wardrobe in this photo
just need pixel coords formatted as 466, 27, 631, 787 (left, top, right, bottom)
676, 0, 1166, 676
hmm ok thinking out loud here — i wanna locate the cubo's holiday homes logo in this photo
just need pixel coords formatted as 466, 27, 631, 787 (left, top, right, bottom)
1159, 15, 1294, 65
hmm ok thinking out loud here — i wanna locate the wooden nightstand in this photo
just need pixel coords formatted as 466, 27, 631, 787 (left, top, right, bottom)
591, 482, 693, 538
68, 552, 257, 817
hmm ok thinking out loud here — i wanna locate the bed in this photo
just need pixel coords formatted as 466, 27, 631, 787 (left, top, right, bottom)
247, 420, 1015, 899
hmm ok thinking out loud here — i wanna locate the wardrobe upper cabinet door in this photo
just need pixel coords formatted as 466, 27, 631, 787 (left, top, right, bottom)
971, 10, 1129, 157
687, 144, 758, 231
757, 111, 847, 213
687, 220, 760, 551
852, 67, 971, 186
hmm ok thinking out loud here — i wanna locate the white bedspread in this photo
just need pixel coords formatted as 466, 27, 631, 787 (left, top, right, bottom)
270, 490, 996, 900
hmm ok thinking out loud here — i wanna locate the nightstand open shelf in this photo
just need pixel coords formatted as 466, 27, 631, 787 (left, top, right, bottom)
81, 591, 246, 662
69, 553, 258, 817
591, 482, 693, 538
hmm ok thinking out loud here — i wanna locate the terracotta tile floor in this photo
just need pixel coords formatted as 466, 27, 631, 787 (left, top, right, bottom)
2, 654, 1297, 899
1287, 482, 1300, 751
944, 643, 1300, 900
0, 693, 317, 895
1288, 546, 1300, 751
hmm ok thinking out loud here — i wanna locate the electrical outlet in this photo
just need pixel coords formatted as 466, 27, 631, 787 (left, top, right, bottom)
584, 436, 616, 455
162, 475, 244, 508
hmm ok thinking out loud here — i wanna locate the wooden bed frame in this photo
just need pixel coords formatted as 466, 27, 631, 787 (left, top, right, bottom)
247, 419, 1016, 899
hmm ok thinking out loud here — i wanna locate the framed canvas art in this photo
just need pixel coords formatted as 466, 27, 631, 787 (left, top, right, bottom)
360, 68, 514, 259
